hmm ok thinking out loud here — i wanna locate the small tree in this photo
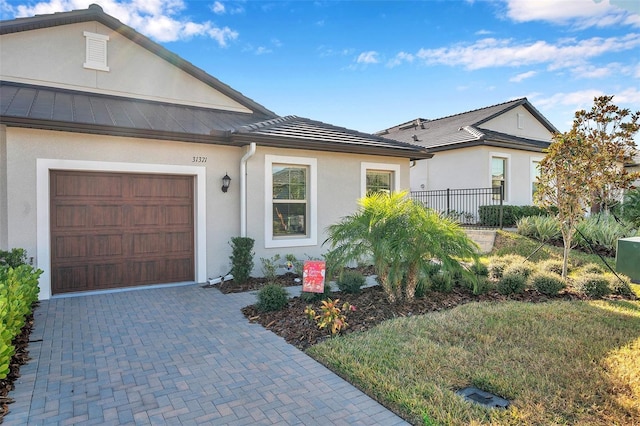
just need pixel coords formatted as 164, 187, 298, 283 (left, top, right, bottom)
229, 237, 254, 284
535, 130, 593, 278
324, 191, 478, 303
572, 95, 640, 212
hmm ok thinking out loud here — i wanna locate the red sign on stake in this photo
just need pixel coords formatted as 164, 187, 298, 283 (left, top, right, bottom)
302, 261, 326, 293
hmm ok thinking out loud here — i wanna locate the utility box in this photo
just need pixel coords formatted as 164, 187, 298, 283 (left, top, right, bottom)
616, 237, 640, 283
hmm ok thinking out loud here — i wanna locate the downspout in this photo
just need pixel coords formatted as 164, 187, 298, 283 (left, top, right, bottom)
240, 142, 256, 237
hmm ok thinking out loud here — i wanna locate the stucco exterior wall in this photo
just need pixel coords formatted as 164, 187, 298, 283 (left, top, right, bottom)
480, 105, 553, 141
0, 22, 250, 112
0, 125, 7, 248
3, 127, 409, 299
416, 146, 543, 206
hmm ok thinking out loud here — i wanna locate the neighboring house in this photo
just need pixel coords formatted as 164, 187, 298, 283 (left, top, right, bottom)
0, 5, 431, 300
378, 98, 558, 206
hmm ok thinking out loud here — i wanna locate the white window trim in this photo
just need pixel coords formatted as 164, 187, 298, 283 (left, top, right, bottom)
530, 156, 544, 204
36, 159, 206, 300
489, 152, 511, 203
83, 31, 110, 72
265, 155, 317, 248
360, 162, 401, 197
517, 113, 525, 130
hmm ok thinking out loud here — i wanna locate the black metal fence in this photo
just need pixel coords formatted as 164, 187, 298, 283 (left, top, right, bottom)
410, 186, 504, 229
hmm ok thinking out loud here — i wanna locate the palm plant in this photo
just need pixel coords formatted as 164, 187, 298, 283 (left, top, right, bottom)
324, 191, 478, 303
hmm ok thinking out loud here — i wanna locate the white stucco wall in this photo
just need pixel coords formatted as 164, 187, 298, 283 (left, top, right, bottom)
480, 105, 553, 141
2, 127, 410, 299
415, 146, 543, 206
0, 22, 251, 112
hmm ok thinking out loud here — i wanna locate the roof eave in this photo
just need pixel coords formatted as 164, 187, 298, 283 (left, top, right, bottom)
1, 116, 234, 145
232, 133, 433, 159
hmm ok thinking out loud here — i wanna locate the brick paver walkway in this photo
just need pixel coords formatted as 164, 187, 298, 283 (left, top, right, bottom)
4, 284, 408, 425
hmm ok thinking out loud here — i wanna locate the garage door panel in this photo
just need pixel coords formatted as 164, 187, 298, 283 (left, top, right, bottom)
54, 265, 89, 292
166, 205, 193, 225
54, 235, 87, 259
165, 257, 193, 281
54, 173, 123, 198
55, 205, 88, 228
93, 263, 124, 288
132, 205, 162, 226
131, 175, 192, 199
90, 234, 124, 257
166, 232, 194, 253
51, 171, 194, 294
91, 205, 124, 227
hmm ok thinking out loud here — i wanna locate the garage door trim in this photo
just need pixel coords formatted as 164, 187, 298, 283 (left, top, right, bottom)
37, 159, 207, 300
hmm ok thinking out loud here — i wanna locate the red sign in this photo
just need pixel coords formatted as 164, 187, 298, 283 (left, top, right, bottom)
302, 261, 326, 293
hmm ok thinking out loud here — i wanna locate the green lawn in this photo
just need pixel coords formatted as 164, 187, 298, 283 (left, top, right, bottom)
308, 300, 640, 425
307, 232, 640, 425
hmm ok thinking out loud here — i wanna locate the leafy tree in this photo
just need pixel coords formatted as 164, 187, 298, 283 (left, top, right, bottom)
572, 95, 640, 212
324, 191, 478, 303
535, 130, 593, 278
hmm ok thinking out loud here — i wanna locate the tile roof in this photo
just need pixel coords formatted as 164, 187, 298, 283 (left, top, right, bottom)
378, 98, 558, 152
235, 116, 433, 158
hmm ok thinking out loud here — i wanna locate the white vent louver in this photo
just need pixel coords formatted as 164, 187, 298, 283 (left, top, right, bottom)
83, 31, 110, 72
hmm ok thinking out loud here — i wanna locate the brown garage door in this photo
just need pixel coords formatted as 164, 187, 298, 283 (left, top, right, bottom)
50, 171, 195, 294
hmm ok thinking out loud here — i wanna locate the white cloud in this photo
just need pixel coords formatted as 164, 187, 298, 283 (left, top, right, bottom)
9, 0, 238, 46
211, 1, 225, 14
509, 70, 537, 82
254, 46, 271, 55
475, 29, 493, 35
386, 51, 414, 68
356, 51, 379, 64
413, 34, 640, 72
504, 0, 639, 28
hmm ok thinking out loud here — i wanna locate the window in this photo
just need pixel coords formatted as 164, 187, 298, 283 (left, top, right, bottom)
360, 162, 400, 197
265, 155, 317, 248
491, 157, 506, 201
531, 159, 542, 201
366, 170, 393, 194
83, 31, 110, 71
272, 165, 307, 236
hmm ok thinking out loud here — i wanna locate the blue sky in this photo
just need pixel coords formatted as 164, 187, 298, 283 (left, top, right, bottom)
2, 0, 639, 134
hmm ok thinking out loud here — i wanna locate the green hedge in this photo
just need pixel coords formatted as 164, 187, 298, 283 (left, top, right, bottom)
0, 264, 42, 379
479, 205, 552, 227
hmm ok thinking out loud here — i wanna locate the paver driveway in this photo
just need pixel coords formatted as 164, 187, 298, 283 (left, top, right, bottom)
4, 284, 408, 425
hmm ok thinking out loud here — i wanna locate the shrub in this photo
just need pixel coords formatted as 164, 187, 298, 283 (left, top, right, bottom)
300, 283, 332, 302
503, 262, 536, 280
229, 237, 254, 284
605, 273, 634, 298
537, 259, 564, 276
529, 271, 565, 296
487, 254, 526, 279
430, 271, 453, 293
260, 254, 281, 281
577, 263, 604, 275
517, 215, 561, 242
469, 261, 489, 277
0, 248, 28, 268
306, 298, 354, 335
479, 205, 552, 227
574, 213, 635, 253
575, 273, 611, 299
620, 188, 640, 227
0, 263, 42, 379
336, 270, 366, 294
256, 283, 289, 312
497, 272, 527, 295
284, 254, 303, 276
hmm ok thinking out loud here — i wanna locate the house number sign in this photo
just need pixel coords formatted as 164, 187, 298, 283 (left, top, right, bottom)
192, 156, 207, 163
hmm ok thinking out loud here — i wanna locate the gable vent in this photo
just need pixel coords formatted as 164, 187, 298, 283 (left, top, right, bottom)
83, 31, 110, 72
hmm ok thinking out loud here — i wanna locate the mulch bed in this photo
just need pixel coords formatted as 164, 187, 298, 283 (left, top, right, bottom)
0, 308, 36, 422
240, 281, 592, 351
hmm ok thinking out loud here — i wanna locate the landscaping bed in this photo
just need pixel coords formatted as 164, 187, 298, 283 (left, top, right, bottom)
242, 284, 591, 351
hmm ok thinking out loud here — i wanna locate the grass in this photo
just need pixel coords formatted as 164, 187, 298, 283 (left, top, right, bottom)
308, 301, 640, 425
305, 231, 640, 425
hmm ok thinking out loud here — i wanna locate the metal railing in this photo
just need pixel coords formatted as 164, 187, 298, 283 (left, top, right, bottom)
410, 185, 504, 229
